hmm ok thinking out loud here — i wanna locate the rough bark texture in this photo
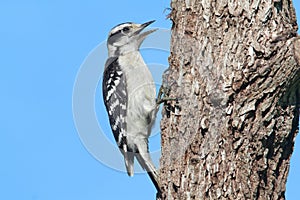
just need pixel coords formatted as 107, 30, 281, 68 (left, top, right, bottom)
159, 0, 300, 199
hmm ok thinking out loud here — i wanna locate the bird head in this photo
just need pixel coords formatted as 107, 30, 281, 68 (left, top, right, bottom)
107, 20, 157, 57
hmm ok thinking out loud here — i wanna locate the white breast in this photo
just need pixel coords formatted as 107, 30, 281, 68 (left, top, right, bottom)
118, 51, 157, 138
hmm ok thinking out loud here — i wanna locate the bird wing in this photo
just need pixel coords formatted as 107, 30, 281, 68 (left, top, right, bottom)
102, 57, 127, 148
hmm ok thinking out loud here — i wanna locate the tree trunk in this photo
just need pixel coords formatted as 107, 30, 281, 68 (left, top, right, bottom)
159, 0, 300, 199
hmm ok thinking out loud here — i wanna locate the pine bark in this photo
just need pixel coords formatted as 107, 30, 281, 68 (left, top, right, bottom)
159, 0, 300, 199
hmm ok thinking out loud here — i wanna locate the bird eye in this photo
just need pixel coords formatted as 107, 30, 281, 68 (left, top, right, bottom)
123, 27, 130, 32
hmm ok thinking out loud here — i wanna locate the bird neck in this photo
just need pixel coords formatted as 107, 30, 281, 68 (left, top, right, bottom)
108, 43, 140, 57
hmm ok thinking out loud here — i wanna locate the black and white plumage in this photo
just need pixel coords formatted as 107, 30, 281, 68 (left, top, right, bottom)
103, 57, 127, 146
102, 20, 160, 191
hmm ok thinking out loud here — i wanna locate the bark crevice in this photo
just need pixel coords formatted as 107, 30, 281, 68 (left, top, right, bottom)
159, 0, 299, 199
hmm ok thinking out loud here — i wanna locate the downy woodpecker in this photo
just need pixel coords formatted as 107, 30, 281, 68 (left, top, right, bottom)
102, 20, 160, 191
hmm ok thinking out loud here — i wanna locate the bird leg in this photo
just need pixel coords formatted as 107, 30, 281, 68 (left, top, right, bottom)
156, 85, 177, 105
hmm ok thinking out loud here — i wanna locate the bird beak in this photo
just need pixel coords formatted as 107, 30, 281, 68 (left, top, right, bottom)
134, 20, 158, 43
141, 20, 156, 28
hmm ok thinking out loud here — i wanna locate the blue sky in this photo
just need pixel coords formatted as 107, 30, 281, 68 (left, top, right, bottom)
0, 1, 299, 200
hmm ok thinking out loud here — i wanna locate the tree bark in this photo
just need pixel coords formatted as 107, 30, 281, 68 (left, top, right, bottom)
159, 0, 300, 199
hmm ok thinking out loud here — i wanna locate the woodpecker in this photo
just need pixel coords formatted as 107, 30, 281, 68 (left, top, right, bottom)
102, 20, 160, 191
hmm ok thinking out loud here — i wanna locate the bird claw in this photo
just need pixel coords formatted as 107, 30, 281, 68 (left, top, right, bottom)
156, 85, 178, 105
156, 85, 181, 118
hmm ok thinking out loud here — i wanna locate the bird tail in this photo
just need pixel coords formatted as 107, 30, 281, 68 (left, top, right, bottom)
124, 151, 134, 176
135, 139, 160, 192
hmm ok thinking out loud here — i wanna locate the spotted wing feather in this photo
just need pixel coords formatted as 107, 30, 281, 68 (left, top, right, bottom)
102, 57, 127, 148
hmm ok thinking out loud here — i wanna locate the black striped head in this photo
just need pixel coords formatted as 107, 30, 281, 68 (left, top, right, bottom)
107, 20, 157, 57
